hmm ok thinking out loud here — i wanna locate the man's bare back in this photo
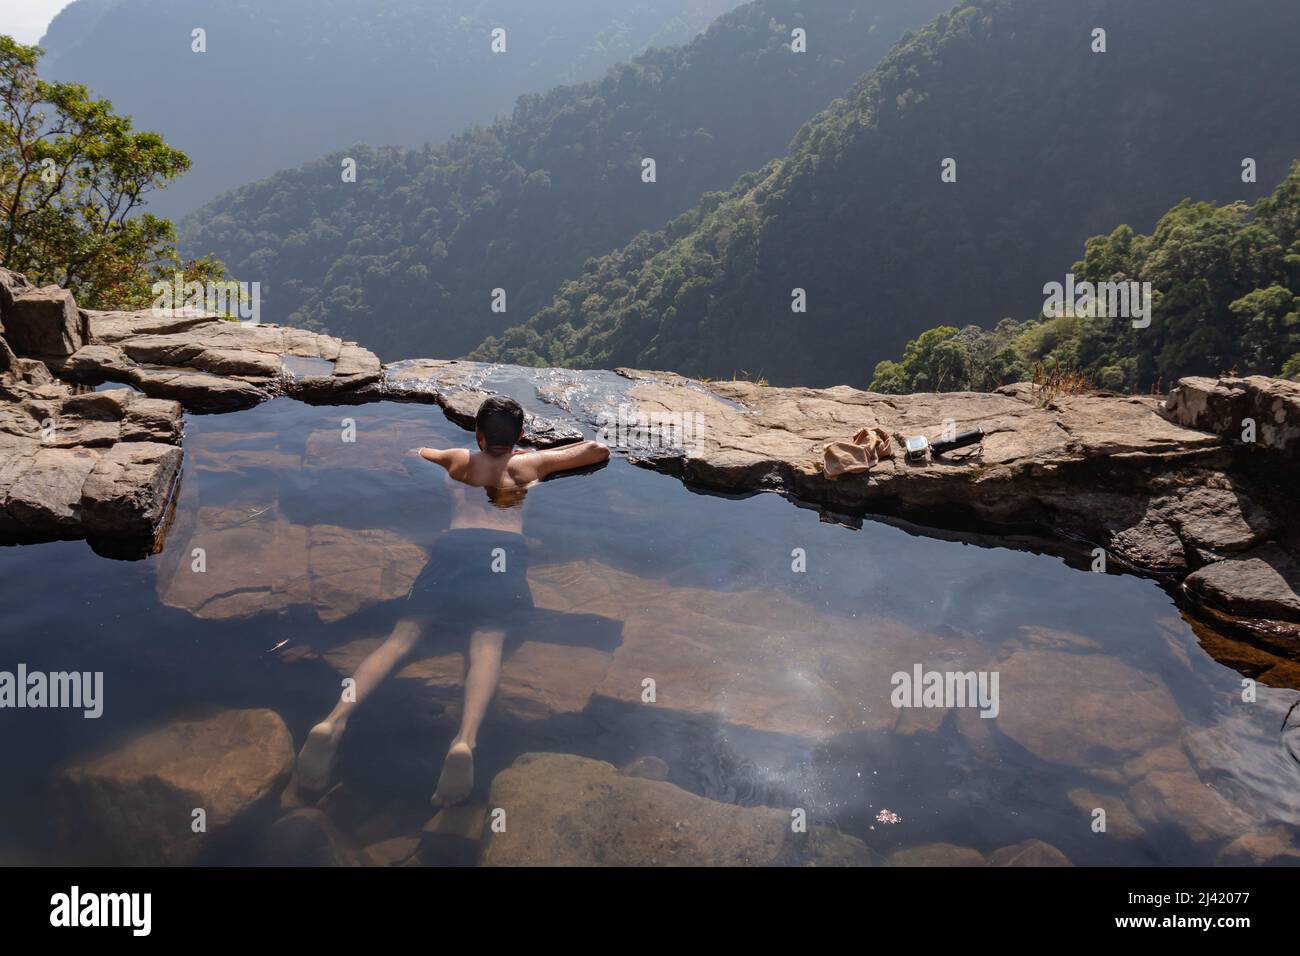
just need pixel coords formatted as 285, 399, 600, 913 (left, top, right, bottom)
416, 440, 611, 533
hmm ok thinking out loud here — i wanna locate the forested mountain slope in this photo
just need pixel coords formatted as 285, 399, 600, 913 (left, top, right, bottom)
180, 0, 947, 359
476, 0, 1300, 386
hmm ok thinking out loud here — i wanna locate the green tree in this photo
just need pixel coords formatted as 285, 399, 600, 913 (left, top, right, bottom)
0, 35, 212, 308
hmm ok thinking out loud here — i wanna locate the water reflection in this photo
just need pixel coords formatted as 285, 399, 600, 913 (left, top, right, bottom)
0, 396, 1297, 866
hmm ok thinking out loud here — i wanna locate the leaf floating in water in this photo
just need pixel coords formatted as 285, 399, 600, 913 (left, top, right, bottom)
875, 809, 902, 825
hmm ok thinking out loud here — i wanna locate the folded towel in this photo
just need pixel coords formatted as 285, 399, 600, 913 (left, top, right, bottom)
822, 427, 893, 478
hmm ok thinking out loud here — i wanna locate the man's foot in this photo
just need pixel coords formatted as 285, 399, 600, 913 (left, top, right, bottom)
296, 719, 343, 796
431, 741, 474, 807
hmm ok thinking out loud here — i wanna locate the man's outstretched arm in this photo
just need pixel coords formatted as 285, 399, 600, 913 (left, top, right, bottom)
533, 439, 610, 478
414, 446, 467, 469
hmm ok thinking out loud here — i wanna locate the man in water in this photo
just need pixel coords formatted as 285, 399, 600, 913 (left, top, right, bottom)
296, 396, 609, 806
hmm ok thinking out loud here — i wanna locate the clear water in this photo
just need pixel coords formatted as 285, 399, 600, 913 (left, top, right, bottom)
2, 395, 1297, 865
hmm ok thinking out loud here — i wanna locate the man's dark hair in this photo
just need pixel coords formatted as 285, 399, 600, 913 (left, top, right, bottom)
475, 395, 524, 449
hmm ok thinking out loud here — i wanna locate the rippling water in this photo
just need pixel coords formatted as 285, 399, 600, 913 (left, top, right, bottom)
1, 394, 1297, 865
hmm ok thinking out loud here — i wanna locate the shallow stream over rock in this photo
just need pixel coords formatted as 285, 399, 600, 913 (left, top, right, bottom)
1, 389, 1298, 866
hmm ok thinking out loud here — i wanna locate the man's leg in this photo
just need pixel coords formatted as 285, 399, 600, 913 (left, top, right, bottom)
432, 626, 506, 807
297, 616, 424, 794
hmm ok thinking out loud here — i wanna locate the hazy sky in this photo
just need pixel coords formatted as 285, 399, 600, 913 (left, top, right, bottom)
1, 0, 72, 44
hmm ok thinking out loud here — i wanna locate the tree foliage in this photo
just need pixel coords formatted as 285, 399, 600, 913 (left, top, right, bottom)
870, 163, 1300, 393
0, 36, 216, 308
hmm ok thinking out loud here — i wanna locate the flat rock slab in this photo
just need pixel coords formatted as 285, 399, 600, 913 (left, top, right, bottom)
546, 369, 1296, 628
480, 752, 876, 866
59, 312, 382, 411
988, 649, 1182, 768
157, 505, 426, 622
528, 559, 986, 742
56, 708, 294, 865
323, 637, 613, 726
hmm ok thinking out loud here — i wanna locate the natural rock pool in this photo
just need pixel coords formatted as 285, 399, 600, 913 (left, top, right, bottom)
2, 391, 1298, 866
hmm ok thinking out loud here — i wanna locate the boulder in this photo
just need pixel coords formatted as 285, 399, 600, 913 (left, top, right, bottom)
259, 808, 364, 867
3, 446, 101, 534
987, 838, 1073, 866
1184, 545, 1300, 623
80, 440, 183, 539
1217, 825, 1300, 866
1122, 743, 1258, 845
620, 755, 671, 781
420, 803, 488, 866
129, 365, 269, 412
0, 334, 15, 374
1164, 375, 1300, 457
480, 753, 876, 866
1065, 789, 1146, 841
888, 843, 986, 867
56, 708, 294, 865
3, 285, 88, 358
122, 397, 184, 443
363, 835, 420, 867
0, 266, 33, 312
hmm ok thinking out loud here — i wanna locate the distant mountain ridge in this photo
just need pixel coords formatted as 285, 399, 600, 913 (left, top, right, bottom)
476, 0, 1300, 386
38, 0, 740, 217
181, 0, 949, 360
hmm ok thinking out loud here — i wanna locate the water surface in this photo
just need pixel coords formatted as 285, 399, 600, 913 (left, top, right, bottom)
1, 395, 1297, 865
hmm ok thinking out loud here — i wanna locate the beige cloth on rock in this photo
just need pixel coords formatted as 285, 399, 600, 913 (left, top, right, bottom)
822, 427, 893, 478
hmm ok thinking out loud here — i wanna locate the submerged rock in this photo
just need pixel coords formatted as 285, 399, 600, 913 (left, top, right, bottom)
1216, 825, 1300, 866
56, 708, 294, 865
987, 838, 1073, 866
156, 505, 426, 622
420, 803, 488, 866
480, 752, 876, 866
1121, 742, 1258, 845
322, 635, 614, 728
260, 808, 365, 867
887, 842, 985, 867
988, 649, 1182, 768
528, 559, 985, 742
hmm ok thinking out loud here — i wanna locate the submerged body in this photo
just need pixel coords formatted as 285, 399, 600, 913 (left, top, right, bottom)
296, 397, 609, 805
